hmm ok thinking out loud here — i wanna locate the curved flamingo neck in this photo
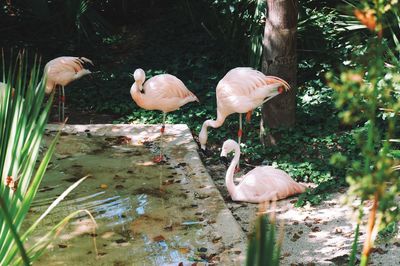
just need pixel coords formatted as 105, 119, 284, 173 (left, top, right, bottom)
199, 111, 227, 147
225, 144, 240, 197
204, 109, 226, 129
130, 83, 143, 100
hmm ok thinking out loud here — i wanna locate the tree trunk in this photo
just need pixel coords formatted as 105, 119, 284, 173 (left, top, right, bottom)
262, 0, 297, 129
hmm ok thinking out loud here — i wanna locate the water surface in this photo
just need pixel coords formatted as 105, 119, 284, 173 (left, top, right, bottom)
27, 133, 209, 265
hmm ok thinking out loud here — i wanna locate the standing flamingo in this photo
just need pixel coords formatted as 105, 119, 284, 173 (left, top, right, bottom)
44, 56, 93, 122
130, 68, 198, 163
220, 139, 305, 203
198, 67, 290, 150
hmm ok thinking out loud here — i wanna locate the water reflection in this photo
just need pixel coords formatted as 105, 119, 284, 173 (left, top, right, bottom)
26, 134, 208, 265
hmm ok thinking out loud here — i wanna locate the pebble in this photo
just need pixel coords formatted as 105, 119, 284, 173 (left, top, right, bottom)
198, 247, 207, 252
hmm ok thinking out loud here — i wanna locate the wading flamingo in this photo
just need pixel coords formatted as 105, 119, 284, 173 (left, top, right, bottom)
199, 67, 290, 150
130, 68, 198, 163
220, 139, 306, 203
44, 56, 93, 122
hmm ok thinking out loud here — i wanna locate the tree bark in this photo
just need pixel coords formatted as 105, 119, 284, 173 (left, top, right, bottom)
262, 0, 297, 129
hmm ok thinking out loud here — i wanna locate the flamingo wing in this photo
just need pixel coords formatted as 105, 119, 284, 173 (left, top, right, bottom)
218, 67, 290, 97
240, 166, 305, 200
147, 74, 198, 100
216, 67, 290, 114
45, 56, 93, 90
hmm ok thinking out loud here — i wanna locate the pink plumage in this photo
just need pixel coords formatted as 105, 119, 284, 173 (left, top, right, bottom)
43, 56, 93, 121
130, 68, 198, 162
130, 71, 198, 113
221, 139, 305, 203
44, 56, 93, 93
199, 67, 290, 150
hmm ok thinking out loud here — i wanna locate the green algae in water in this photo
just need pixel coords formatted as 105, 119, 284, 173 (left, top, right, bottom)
26, 134, 208, 265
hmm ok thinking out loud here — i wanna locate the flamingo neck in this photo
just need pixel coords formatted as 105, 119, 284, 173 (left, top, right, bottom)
199, 111, 226, 148
45, 81, 55, 94
130, 83, 143, 100
225, 144, 240, 197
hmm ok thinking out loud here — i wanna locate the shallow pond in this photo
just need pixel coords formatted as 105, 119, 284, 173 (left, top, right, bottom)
26, 133, 212, 265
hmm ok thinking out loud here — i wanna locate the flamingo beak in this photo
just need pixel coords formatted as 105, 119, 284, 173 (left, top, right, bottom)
220, 149, 227, 157
220, 154, 229, 167
200, 146, 212, 157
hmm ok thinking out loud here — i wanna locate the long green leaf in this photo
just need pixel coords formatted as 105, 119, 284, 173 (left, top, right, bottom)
0, 197, 30, 266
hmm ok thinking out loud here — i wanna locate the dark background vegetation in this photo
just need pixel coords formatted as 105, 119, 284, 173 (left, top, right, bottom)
1, 0, 399, 205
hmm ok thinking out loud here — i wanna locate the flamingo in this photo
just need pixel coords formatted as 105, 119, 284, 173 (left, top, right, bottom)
220, 139, 306, 203
44, 56, 93, 122
198, 67, 290, 150
130, 68, 199, 163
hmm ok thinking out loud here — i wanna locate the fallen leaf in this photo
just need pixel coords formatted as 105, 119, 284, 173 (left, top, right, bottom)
312, 227, 321, 232
179, 247, 190, 254
153, 235, 165, 242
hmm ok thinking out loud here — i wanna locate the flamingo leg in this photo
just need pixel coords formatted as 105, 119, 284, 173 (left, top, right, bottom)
235, 113, 243, 174
238, 113, 243, 145
246, 110, 252, 123
58, 86, 61, 122
153, 112, 166, 163
61, 86, 65, 122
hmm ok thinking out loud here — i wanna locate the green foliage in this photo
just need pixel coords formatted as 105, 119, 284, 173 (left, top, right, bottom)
295, 179, 345, 207
181, 0, 266, 68
1, 0, 110, 44
328, 1, 400, 264
246, 213, 282, 266
0, 53, 89, 265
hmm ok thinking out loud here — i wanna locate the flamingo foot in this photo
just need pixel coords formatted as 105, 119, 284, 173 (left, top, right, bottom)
246, 111, 252, 123
153, 155, 165, 163
234, 166, 240, 174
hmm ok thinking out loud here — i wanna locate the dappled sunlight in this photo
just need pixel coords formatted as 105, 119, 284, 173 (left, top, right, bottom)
272, 193, 400, 265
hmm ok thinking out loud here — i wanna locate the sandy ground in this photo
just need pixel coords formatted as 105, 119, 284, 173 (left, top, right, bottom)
204, 162, 400, 266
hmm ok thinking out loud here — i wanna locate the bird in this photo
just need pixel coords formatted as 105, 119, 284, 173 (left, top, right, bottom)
220, 139, 306, 203
130, 68, 199, 163
198, 67, 291, 151
44, 56, 93, 122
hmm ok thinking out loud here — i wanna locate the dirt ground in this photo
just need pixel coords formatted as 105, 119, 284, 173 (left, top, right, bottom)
201, 159, 400, 266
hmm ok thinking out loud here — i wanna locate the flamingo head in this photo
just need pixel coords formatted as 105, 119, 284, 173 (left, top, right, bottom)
264, 83, 289, 103
220, 139, 239, 157
133, 68, 145, 92
44, 79, 55, 94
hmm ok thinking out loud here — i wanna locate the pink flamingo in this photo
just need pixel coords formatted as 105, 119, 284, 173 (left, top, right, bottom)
130, 68, 198, 163
44, 56, 93, 121
198, 67, 290, 150
221, 139, 306, 203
